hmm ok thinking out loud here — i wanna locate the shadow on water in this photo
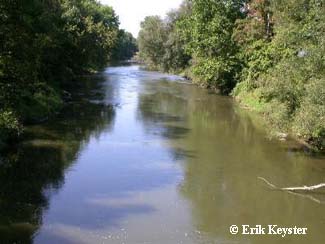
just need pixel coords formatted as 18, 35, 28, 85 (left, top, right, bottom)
0, 74, 116, 244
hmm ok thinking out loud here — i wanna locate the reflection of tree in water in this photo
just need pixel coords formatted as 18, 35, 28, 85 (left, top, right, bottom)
0, 75, 115, 243
137, 81, 198, 164
138, 79, 325, 243
177, 92, 325, 243
137, 81, 190, 140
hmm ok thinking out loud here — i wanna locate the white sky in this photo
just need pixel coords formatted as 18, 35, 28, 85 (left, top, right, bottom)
99, 0, 183, 37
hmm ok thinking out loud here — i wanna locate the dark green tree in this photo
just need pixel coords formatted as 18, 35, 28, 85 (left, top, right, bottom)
112, 30, 138, 61
0, 0, 121, 147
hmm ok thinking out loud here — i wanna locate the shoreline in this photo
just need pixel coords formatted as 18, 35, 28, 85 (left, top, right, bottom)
159, 68, 324, 154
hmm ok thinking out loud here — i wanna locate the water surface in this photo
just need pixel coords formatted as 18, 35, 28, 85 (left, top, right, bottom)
1, 65, 324, 244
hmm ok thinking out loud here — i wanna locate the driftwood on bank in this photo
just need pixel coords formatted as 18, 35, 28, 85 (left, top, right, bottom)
258, 177, 325, 204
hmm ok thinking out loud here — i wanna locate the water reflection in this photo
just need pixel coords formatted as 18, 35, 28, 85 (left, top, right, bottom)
0, 75, 115, 243
137, 76, 325, 244
0, 65, 324, 244
31, 66, 184, 244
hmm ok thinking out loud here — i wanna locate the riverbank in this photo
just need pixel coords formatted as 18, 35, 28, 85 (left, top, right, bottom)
233, 87, 324, 153
137, 0, 324, 153
200, 77, 324, 153
141, 65, 324, 153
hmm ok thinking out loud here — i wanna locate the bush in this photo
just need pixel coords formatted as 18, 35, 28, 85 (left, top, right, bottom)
17, 83, 63, 123
0, 110, 21, 148
191, 57, 238, 94
293, 79, 325, 149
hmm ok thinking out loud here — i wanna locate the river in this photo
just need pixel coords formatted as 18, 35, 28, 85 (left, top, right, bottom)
0, 65, 324, 244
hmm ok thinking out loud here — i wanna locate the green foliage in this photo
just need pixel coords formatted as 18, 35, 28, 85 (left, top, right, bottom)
0, 0, 132, 145
1, 0, 324, 149
138, 2, 191, 72
138, 0, 324, 148
0, 110, 21, 148
183, 0, 243, 57
232, 86, 267, 112
17, 83, 63, 123
138, 16, 168, 70
112, 30, 138, 61
161, 8, 191, 72
138, 0, 244, 92
235, 40, 275, 90
233, 0, 325, 149
293, 79, 325, 148
60, 0, 119, 71
191, 57, 238, 93
180, 0, 244, 93
0, 111, 20, 133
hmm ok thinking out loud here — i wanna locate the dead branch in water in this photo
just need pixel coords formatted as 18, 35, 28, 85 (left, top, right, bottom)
258, 177, 325, 192
258, 177, 325, 204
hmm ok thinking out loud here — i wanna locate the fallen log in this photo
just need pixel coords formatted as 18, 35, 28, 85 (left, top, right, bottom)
258, 177, 325, 192
258, 177, 325, 204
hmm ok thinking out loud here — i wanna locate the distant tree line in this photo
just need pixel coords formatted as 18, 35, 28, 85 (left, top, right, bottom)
112, 29, 138, 61
138, 0, 325, 150
0, 0, 137, 147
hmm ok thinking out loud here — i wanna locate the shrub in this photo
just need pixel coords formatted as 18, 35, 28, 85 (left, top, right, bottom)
0, 110, 21, 148
293, 79, 325, 149
191, 57, 238, 94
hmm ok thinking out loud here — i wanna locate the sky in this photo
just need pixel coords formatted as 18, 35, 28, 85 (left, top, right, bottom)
99, 0, 183, 37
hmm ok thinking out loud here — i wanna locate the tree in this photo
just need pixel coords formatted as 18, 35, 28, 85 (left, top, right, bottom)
138, 16, 167, 70
161, 5, 191, 72
0, 0, 122, 146
177, 0, 245, 93
233, 0, 325, 149
112, 30, 138, 61
137, 1, 191, 73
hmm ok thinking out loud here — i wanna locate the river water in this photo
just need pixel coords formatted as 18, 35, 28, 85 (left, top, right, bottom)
0, 65, 324, 244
